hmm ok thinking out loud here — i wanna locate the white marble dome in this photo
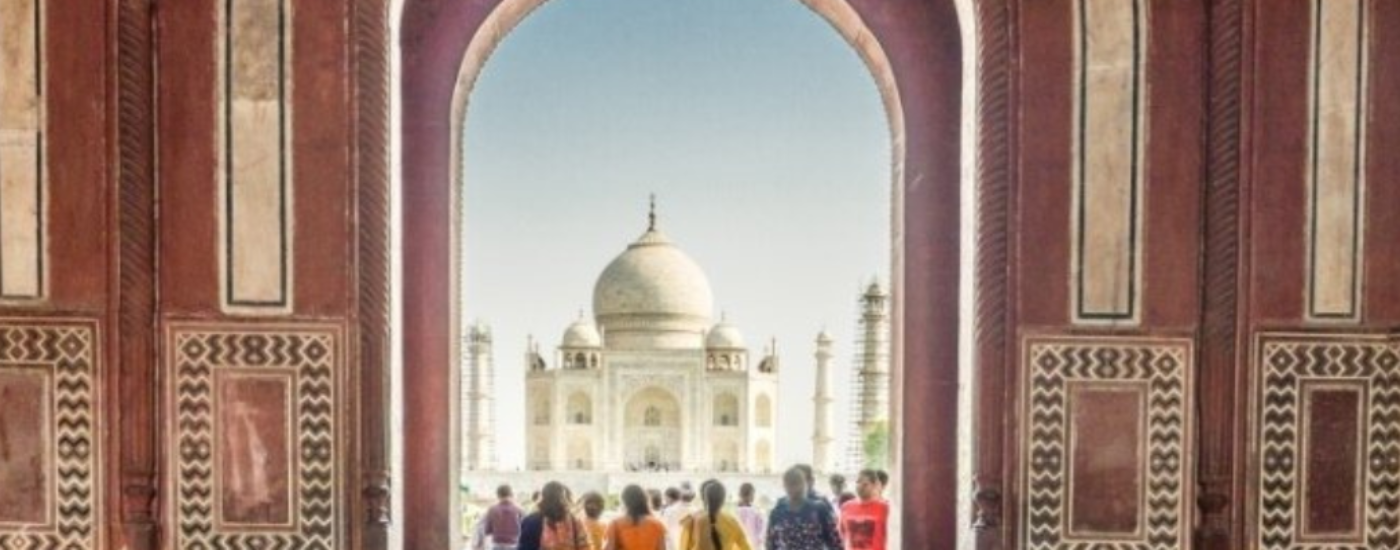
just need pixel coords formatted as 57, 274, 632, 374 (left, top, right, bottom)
706, 318, 746, 349
592, 227, 714, 342
562, 316, 602, 348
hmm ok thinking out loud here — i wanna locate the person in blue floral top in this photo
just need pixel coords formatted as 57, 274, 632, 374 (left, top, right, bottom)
765, 466, 842, 549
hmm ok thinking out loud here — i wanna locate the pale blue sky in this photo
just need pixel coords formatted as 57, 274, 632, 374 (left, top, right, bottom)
460, 0, 892, 469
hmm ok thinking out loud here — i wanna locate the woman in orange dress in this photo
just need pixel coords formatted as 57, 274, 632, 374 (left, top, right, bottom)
519, 482, 591, 550
605, 485, 668, 550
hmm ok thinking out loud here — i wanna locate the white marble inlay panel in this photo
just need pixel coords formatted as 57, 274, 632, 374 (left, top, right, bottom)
1072, 0, 1146, 324
1307, 0, 1368, 321
221, 0, 292, 310
0, 0, 43, 299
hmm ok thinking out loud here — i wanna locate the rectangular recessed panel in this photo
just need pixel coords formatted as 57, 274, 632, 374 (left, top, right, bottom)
0, 0, 42, 299
1067, 385, 1144, 537
1025, 338, 1191, 549
1301, 385, 1364, 539
171, 326, 338, 549
216, 373, 293, 527
1307, 0, 1367, 320
223, 0, 289, 309
0, 368, 49, 526
1073, 0, 1144, 323
1256, 335, 1399, 550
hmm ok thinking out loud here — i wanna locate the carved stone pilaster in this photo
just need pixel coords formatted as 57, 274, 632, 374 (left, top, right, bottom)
972, 0, 1014, 547
117, 1, 158, 549
1196, 0, 1245, 547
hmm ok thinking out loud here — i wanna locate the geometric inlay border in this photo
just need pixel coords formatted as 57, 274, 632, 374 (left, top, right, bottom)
1255, 333, 1399, 550
167, 323, 339, 550
1022, 335, 1193, 550
0, 319, 100, 550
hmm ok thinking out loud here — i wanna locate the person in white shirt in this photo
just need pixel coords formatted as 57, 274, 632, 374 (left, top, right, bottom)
660, 487, 690, 550
734, 483, 766, 548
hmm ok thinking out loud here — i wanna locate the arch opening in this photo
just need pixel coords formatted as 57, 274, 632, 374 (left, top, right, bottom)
394, 0, 970, 548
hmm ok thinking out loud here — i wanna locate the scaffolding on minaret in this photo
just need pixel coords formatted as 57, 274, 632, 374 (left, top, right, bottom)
844, 279, 891, 471
461, 321, 497, 473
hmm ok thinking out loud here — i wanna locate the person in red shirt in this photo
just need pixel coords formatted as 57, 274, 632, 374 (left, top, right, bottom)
838, 470, 889, 550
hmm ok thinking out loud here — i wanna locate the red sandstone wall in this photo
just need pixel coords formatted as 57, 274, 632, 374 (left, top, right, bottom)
4, 1, 1396, 550
0, 1, 388, 549
973, 1, 1400, 549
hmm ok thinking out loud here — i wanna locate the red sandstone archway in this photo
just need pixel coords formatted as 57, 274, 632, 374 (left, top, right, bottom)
398, 1, 965, 548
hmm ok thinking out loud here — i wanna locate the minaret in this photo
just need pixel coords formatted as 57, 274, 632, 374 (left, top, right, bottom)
461, 322, 496, 471
812, 330, 835, 473
847, 279, 891, 469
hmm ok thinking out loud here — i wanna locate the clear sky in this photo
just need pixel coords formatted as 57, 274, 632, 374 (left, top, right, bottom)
460, 0, 892, 469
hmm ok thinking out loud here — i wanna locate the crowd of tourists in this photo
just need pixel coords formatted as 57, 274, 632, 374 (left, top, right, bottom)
469, 464, 890, 550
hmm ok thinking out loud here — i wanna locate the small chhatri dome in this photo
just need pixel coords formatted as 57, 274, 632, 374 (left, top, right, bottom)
706, 314, 746, 350
592, 197, 715, 346
561, 312, 602, 348
816, 328, 834, 344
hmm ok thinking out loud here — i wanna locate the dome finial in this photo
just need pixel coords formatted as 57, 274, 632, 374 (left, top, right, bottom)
648, 193, 657, 231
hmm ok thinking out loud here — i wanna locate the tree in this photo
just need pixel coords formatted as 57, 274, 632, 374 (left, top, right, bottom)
862, 420, 890, 470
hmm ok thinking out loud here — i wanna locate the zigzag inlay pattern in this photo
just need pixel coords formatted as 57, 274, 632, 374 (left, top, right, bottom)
1024, 337, 1192, 550
0, 322, 98, 550
1256, 335, 1400, 550
171, 326, 339, 550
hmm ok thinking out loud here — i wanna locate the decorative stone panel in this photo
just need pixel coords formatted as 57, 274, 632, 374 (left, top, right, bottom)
0, 319, 99, 550
167, 323, 340, 550
1022, 335, 1192, 549
1255, 333, 1400, 549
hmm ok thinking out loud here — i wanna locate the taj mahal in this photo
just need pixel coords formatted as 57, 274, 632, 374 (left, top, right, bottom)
521, 204, 781, 474
458, 201, 891, 498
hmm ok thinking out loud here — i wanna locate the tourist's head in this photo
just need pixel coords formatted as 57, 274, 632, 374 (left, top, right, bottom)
783, 466, 809, 503
700, 480, 726, 514
875, 469, 890, 488
648, 488, 664, 511
665, 487, 681, 504
622, 484, 651, 521
738, 482, 755, 505
829, 473, 847, 495
857, 469, 881, 500
701, 480, 727, 548
497, 484, 513, 500
795, 464, 816, 492
538, 481, 572, 523
582, 491, 605, 519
